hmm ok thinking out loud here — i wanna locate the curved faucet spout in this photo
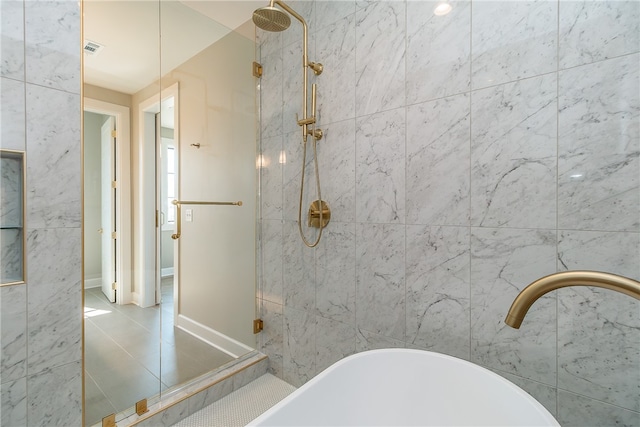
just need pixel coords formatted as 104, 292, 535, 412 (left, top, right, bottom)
505, 270, 640, 329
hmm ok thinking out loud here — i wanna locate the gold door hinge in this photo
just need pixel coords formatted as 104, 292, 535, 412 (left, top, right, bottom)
111, 180, 117, 188
111, 231, 116, 239
102, 413, 116, 427
111, 282, 116, 290
252, 61, 263, 78
253, 318, 263, 334
135, 399, 148, 416
111, 130, 116, 138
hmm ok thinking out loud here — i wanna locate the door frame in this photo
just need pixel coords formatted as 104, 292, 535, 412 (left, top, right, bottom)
136, 83, 179, 309
84, 98, 133, 305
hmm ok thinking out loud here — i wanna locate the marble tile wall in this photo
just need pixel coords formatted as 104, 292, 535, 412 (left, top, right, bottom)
257, 1, 640, 426
1, 0, 82, 426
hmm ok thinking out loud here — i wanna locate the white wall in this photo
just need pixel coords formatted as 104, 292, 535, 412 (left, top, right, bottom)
163, 29, 257, 351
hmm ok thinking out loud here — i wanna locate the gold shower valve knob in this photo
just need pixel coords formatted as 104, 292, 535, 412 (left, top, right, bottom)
308, 200, 330, 228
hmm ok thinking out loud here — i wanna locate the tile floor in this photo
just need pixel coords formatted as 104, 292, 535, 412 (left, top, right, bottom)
84, 279, 235, 426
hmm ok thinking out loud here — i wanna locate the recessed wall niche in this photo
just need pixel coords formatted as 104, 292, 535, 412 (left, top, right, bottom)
1, 150, 25, 285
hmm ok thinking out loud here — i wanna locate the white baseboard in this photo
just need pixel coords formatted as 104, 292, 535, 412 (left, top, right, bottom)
84, 277, 102, 289
176, 314, 253, 359
161, 267, 174, 278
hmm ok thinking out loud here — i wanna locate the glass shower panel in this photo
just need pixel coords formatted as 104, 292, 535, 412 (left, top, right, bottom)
82, 0, 162, 425
158, 0, 258, 397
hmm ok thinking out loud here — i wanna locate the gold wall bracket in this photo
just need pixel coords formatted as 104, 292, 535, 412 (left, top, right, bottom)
102, 413, 116, 427
253, 318, 264, 334
135, 399, 148, 416
308, 200, 330, 228
252, 61, 263, 78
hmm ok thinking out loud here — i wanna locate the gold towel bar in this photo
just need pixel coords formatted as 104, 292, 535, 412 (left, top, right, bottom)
171, 200, 243, 240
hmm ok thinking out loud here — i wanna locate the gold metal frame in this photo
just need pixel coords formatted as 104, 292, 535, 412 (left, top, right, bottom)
170, 200, 243, 240
0, 149, 27, 286
505, 270, 640, 329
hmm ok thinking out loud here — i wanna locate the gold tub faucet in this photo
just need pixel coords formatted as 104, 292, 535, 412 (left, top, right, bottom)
505, 270, 640, 329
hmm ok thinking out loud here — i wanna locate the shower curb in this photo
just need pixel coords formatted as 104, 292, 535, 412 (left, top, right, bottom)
116, 351, 268, 427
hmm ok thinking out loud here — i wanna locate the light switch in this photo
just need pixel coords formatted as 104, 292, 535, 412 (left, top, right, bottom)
186, 209, 193, 222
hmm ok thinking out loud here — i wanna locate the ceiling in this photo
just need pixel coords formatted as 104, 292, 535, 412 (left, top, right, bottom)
83, 0, 262, 95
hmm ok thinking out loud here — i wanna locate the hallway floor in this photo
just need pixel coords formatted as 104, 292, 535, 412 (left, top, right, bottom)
84, 279, 234, 426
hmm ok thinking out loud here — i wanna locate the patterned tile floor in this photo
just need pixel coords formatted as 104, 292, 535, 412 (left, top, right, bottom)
172, 374, 296, 427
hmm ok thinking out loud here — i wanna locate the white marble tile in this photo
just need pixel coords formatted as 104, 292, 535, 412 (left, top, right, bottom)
0, 156, 23, 226
355, 327, 405, 352
471, 0, 557, 90
282, 130, 309, 222
559, 0, 640, 69
355, 108, 405, 224
1, 377, 26, 427
558, 54, 640, 231
407, 0, 471, 104
407, 93, 470, 226
261, 220, 283, 305
26, 227, 81, 286
283, 220, 315, 311
260, 51, 283, 139
355, 0, 405, 116
1, 229, 22, 283
283, 306, 316, 387
283, 39, 308, 135
406, 225, 470, 360
316, 13, 356, 126
280, 0, 315, 50
470, 227, 557, 385
315, 315, 355, 373
27, 361, 82, 427
1, 0, 24, 80
355, 223, 405, 341
316, 119, 355, 223
257, 29, 281, 60
471, 74, 557, 229
557, 230, 640, 412
260, 135, 283, 220
138, 399, 189, 427
25, 84, 81, 229
557, 390, 640, 427
24, 0, 80, 93
260, 300, 284, 378
558, 230, 640, 279
27, 228, 82, 374
0, 284, 26, 383
316, 222, 356, 324
315, 0, 355, 32
1, 77, 25, 151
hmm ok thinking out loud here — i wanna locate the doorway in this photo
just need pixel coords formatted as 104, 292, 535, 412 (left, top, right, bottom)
83, 99, 132, 304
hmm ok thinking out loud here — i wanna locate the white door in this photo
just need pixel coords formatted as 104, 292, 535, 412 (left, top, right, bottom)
101, 116, 116, 302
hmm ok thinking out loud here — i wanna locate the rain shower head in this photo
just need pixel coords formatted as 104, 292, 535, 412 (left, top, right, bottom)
252, 5, 291, 32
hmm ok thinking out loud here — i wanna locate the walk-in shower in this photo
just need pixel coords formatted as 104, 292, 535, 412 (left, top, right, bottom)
254, 0, 330, 247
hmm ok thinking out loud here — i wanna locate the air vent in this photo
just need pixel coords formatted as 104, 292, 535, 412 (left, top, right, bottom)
83, 40, 104, 56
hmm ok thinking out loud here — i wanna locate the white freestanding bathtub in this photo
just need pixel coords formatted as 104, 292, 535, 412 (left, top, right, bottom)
249, 349, 559, 426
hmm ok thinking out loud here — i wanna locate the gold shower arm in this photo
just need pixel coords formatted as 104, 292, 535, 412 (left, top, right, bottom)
171, 200, 243, 240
